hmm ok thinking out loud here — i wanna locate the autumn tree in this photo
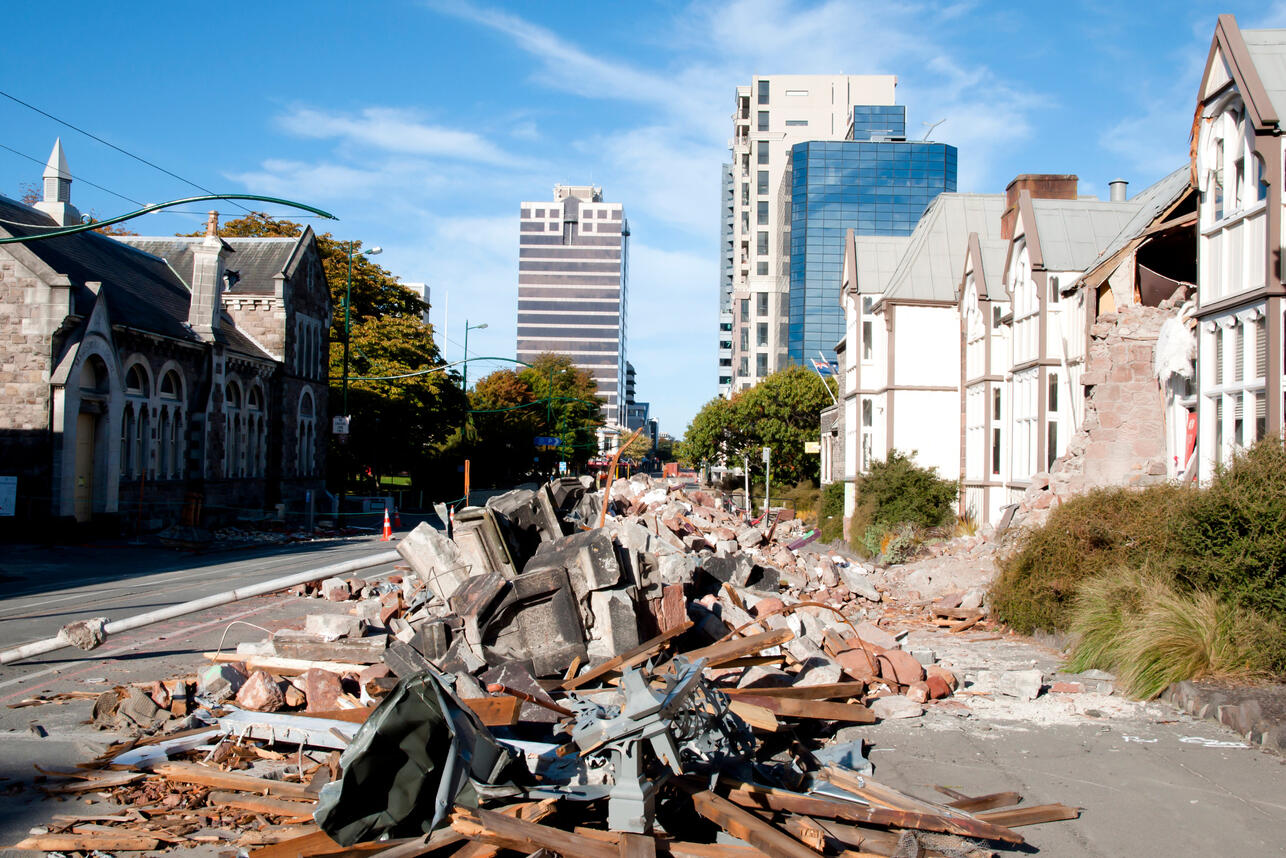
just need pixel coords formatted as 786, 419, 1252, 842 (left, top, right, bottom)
518, 353, 604, 472
465, 369, 541, 483
619, 428, 653, 462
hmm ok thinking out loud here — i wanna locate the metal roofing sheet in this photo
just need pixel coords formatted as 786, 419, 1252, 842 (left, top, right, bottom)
1028, 198, 1140, 272
852, 235, 911, 295
1082, 166, 1191, 276
1243, 29, 1286, 123
881, 194, 1006, 303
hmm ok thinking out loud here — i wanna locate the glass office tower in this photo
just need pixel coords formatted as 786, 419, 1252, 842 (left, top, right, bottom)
788, 106, 956, 365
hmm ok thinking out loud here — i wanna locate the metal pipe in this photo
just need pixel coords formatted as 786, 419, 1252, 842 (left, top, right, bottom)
0, 549, 400, 665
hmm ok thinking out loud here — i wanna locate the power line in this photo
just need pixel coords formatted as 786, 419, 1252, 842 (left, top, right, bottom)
0, 88, 254, 214
0, 140, 143, 206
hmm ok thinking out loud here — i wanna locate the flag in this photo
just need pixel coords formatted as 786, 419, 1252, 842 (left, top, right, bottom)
811, 358, 837, 376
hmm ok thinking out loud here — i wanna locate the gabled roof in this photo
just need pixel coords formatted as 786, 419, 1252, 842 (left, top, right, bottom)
0, 195, 272, 360
881, 194, 1005, 303
119, 235, 305, 295
974, 237, 1011, 301
1081, 166, 1193, 287
1025, 198, 1140, 272
851, 235, 910, 295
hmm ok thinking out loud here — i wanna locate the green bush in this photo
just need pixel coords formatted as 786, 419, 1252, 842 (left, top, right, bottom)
855, 449, 956, 531
989, 484, 1188, 634
817, 481, 845, 543
1172, 440, 1286, 617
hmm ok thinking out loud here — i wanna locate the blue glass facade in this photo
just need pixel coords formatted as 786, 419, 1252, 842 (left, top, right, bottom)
788, 109, 956, 365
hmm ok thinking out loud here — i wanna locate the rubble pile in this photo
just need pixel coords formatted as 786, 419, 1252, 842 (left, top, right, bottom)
11, 474, 1082, 856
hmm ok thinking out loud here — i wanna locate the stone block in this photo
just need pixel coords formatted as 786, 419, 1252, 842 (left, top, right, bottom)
736, 526, 765, 549
236, 670, 285, 712
907, 681, 930, 704
412, 618, 454, 661
959, 588, 986, 612
305, 614, 364, 641
795, 657, 844, 687
836, 648, 878, 682
382, 639, 435, 678
494, 566, 588, 677
924, 674, 952, 699
876, 650, 924, 685
838, 568, 881, 602
977, 668, 1043, 700
910, 650, 936, 666
301, 669, 343, 712
869, 695, 923, 720
321, 577, 350, 602
398, 522, 473, 602
587, 588, 639, 661
200, 663, 247, 702
854, 622, 898, 651
738, 666, 793, 689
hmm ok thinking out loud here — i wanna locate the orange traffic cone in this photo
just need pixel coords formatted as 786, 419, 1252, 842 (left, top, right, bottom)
380, 508, 393, 541
394, 508, 401, 528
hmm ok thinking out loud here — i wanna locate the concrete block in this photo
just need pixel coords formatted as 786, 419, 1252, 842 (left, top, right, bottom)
869, 695, 923, 720
305, 614, 364, 641
838, 568, 881, 602
977, 669, 1043, 700
736, 526, 765, 549
854, 622, 898, 651
795, 657, 844, 687
397, 522, 473, 602
910, 650, 937, 666
587, 588, 639, 661
200, 663, 247, 702
321, 577, 350, 602
738, 666, 794, 688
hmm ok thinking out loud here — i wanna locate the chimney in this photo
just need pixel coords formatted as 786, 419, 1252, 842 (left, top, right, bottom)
1001, 173, 1078, 239
33, 138, 82, 227
1109, 178, 1128, 202
188, 211, 229, 340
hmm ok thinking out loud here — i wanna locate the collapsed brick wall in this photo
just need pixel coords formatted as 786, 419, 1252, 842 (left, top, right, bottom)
1012, 302, 1176, 529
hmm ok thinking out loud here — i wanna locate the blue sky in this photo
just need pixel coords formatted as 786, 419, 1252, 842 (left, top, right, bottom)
3, 1, 1285, 436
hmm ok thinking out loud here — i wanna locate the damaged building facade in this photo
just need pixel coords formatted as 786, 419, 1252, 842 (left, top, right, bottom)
0, 141, 330, 529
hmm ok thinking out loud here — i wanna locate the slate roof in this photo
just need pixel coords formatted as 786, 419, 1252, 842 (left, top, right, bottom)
119, 236, 302, 295
1243, 28, 1286, 122
1028, 198, 1141, 272
0, 195, 271, 360
852, 235, 910, 295
881, 194, 1006, 303
1082, 166, 1192, 278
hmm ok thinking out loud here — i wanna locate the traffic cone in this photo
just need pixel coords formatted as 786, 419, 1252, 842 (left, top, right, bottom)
394, 508, 401, 528
380, 508, 393, 541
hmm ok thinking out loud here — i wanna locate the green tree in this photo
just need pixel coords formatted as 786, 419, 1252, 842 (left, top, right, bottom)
517, 353, 604, 471
677, 395, 742, 468
467, 369, 542, 483
620, 429, 653, 461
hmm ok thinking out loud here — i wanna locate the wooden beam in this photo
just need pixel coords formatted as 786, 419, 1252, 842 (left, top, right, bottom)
820, 767, 973, 819
723, 682, 865, 701
562, 621, 694, 690
15, 834, 161, 851
207, 790, 317, 817
669, 629, 794, 670
975, 804, 1079, 827
461, 695, 522, 727
451, 805, 619, 858
246, 830, 395, 858
690, 790, 823, 858
149, 761, 314, 799
444, 800, 558, 858
727, 699, 780, 732
733, 696, 874, 723
943, 792, 1023, 813
204, 652, 367, 676
720, 782, 1024, 845
618, 832, 659, 858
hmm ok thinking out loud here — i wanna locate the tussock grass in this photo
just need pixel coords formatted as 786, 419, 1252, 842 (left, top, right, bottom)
1067, 567, 1280, 699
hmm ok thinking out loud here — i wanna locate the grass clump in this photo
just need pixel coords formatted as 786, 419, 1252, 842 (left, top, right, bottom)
989, 484, 1187, 634
1066, 567, 1284, 698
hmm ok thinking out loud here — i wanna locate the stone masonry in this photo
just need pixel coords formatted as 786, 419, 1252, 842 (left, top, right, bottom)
1012, 302, 1175, 529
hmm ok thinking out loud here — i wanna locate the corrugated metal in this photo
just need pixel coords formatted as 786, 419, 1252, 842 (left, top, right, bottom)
853, 235, 910, 295
1081, 166, 1192, 280
1028, 199, 1140, 272
881, 194, 1006, 303
1243, 29, 1286, 122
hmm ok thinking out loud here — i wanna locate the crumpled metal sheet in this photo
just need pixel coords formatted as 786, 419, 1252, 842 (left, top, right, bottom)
313, 668, 527, 845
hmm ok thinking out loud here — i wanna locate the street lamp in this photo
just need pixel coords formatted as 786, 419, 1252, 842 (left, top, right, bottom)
462, 320, 488, 391
341, 243, 382, 418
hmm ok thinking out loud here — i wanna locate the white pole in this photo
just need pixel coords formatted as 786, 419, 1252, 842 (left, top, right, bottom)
0, 550, 400, 665
765, 448, 772, 515
743, 452, 751, 518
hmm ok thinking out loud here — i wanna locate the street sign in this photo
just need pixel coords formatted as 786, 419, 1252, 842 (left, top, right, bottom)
762, 446, 771, 463
805, 441, 820, 454
533, 436, 562, 447
332, 415, 351, 435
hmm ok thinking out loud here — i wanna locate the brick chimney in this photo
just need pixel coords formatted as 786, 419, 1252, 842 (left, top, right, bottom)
1001, 174, 1078, 239
188, 211, 230, 340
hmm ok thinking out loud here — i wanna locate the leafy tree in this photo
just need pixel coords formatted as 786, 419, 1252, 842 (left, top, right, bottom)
655, 433, 676, 463
679, 365, 834, 484
518, 353, 604, 471
620, 428, 653, 461
466, 369, 541, 483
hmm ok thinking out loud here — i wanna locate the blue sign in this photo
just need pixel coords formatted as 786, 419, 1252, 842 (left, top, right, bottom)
534, 436, 562, 447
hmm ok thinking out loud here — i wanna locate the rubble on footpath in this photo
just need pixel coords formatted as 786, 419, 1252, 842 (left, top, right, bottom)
9, 474, 1084, 857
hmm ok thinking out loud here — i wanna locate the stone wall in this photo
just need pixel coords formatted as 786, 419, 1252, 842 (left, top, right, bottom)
1011, 301, 1176, 529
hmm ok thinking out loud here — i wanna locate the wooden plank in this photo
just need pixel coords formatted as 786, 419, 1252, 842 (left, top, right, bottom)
820, 767, 973, 819
671, 629, 794, 670
727, 699, 780, 732
721, 782, 1024, 845
305, 707, 377, 724
619, 832, 659, 858
451, 805, 619, 858
665, 842, 769, 858
723, 682, 865, 701
51, 771, 146, 793
943, 792, 1023, 813
246, 829, 392, 858
447, 799, 558, 858
734, 696, 874, 724
208, 790, 316, 817
975, 803, 1079, 827
150, 761, 314, 799
461, 695, 522, 727
205, 652, 367, 676
14, 834, 161, 851
272, 632, 389, 664
690, 790, 822, 858
562, 621, 693, 690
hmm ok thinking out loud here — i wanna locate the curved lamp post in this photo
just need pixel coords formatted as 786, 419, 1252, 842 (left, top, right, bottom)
462, 320, 488, 391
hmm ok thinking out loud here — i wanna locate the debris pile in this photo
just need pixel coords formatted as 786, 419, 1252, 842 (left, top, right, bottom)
11, 474, 1082, 856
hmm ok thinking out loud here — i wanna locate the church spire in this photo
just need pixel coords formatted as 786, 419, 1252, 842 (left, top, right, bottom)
34, 138, 81, 226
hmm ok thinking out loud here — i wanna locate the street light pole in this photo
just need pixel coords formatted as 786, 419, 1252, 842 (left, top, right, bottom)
462, 320, 488, 391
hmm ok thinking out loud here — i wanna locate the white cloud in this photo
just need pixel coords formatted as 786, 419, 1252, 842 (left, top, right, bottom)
276, 105, 517, 166
225, 159, 390, 201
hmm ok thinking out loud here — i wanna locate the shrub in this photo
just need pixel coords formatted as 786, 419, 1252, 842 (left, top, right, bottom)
1066, 566, 1285, 698
989, 484, 1189, 634
1172, 439, 1286, 618
817, 481, 845, 543
855, 449, 956, 531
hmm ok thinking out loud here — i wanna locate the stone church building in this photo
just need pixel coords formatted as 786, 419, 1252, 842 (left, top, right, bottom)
0, 141, 330, 531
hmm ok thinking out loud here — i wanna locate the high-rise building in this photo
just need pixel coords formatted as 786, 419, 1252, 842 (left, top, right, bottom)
721, 75, 898, 396
789, 107, 957, 364
517, 185, 629, 426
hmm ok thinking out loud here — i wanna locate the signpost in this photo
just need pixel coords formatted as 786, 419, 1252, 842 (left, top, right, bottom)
762, 446, 771, 515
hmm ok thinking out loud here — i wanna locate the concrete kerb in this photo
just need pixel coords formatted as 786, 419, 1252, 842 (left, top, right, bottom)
1160, 680, 1286, 753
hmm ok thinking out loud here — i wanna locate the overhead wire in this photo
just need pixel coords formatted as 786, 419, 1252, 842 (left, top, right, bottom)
0, 88, 255, 214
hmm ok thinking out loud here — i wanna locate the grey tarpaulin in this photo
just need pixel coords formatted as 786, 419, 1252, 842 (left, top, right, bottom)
313, 668, 526, 845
